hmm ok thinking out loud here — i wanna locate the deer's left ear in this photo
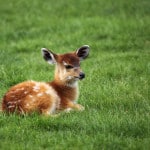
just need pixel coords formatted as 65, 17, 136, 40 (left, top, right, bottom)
75, 45, 90, 60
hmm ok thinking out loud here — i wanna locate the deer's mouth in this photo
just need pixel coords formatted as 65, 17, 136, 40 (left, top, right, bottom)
74, 76, 85, 80
66, 74, 85, 81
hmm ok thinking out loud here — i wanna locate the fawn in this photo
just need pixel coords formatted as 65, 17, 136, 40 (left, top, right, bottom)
1, 45, 90, 115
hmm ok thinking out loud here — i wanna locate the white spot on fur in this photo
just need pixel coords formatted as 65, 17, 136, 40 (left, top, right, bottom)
16, 88, 22, 91
33, 86, 40, 90
45, 90, 51, 95
33, 83, 40, 92
8, 101, 17, 104
29, 95, 33, 98
26, 103, 30, 107
37, 93, 43, 97
24, 91, 28, 94
67, 76, 72, 80
21, 87, 24, 90
63, 61, 68, 66
18, 100, 21, 103
32, 98, 36, 102
64, 108, 73, 113
11, 95, 15, 98
7, 100, 21, 105
8, 105, 15, 108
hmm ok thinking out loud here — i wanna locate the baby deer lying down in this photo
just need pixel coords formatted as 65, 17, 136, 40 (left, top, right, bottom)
1, 45, 90, 115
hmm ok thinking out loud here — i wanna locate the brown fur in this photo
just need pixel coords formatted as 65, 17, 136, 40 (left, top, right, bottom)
1, 45, 89, 115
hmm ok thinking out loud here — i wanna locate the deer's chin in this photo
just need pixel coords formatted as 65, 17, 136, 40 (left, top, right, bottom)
74, 76, 85, 80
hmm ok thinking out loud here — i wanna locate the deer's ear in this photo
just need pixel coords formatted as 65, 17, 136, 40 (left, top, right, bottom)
75, 45, 90, 60
41, 48, 57, 64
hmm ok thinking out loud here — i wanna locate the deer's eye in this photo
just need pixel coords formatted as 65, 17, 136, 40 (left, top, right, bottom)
65, 65, 73, 69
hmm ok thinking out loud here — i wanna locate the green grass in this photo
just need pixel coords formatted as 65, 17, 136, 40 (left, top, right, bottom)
0, 0, 150, 149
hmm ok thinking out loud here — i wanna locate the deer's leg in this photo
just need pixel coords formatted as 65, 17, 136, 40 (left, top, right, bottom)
63, 100, 85, 112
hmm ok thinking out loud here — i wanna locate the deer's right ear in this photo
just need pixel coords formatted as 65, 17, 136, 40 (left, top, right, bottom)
41, 48, 57, 64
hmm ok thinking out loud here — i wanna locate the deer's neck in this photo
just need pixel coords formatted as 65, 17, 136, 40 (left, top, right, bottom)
49, 80, 79, 102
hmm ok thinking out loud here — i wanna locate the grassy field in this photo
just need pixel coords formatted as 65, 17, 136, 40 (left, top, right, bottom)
0, 0, 150, 149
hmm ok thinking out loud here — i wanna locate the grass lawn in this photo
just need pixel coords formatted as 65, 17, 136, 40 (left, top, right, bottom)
0, 0, 150, 149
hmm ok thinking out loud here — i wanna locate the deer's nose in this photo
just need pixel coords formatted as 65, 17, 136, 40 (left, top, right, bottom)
79, 72, 85, 80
